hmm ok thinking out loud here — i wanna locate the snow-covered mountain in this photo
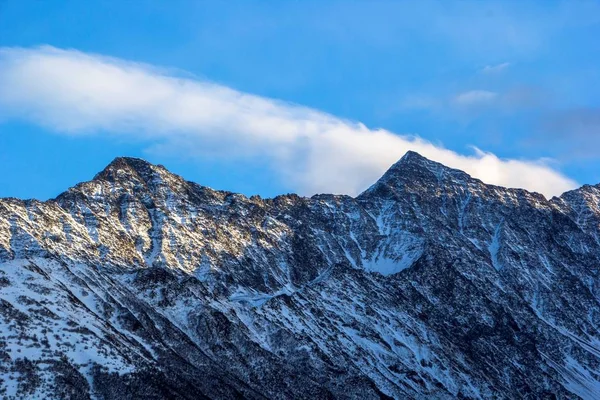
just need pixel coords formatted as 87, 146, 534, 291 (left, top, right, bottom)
2, 151, 600, 399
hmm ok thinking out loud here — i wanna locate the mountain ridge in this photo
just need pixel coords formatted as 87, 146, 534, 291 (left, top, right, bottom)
0, 151, 573, 205
1, 151, 600, 399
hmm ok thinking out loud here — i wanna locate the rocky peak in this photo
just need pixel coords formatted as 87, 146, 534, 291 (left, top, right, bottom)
396, 149, 431, 165
93, 156, 161, 184
65, 156, 191, 203
358, 151, 472, 200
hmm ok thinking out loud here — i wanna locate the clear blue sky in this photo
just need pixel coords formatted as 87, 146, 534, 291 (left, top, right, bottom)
1, 1, 599, 199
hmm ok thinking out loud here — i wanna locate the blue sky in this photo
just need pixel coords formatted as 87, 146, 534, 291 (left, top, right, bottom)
0, 1, 599, 199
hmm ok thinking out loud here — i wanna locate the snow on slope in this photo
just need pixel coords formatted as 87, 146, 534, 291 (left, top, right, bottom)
1, 152, 600, 398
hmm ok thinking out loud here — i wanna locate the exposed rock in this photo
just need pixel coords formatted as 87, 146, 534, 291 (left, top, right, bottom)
1, 152, 600, 399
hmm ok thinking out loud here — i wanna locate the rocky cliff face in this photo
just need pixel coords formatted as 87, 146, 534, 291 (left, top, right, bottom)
1, 151, 600, 399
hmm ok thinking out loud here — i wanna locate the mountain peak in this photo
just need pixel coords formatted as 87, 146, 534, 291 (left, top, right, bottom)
93, 156, 159, 182
53, 156, 192, 208
399, 150, 428, 163
359, 151, 468, 198
393, 150, 450, 171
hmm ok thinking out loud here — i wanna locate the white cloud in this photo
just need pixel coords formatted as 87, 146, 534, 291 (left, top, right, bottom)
0, 46, 577, 197
481, 62, 511, 74
453, 90, 498, 107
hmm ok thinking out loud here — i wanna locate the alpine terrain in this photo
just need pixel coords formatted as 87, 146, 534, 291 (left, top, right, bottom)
2, 151, 600, 399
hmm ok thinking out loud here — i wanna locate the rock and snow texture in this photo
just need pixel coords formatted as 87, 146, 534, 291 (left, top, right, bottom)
1, 151, 600, 398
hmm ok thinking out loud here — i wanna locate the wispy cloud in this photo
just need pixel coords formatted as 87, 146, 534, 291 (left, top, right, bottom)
453, 90, 498, 107
480, 62, 511, 74
0, 46, 577, 197
404, 86, 545, 115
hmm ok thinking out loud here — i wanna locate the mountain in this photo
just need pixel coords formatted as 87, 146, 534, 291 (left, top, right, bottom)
2, 151, 600, 399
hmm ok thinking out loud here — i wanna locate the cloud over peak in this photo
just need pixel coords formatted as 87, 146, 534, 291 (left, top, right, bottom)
0, 46, 577, 197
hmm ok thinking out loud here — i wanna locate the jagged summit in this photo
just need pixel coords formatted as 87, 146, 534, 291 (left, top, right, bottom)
359, 150, 472, 199
50, 156, 189, 209
398, 149, 429, 163
93, 156, 161, 182
60, 152, 555, 206
90, 151, 474, 203
390, 150, 472, 180
369, 150, 443, 175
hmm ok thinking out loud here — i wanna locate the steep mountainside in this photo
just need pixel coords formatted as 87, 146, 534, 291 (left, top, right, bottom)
2, 151, 600, 399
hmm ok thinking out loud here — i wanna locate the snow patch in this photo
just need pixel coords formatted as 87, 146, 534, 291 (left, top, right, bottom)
362, 232, 423, 276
